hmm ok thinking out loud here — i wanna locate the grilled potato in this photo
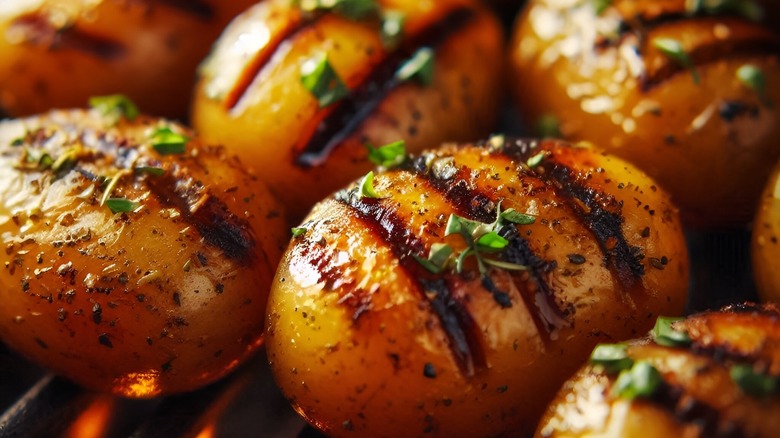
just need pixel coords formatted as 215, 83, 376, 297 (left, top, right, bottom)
0, 106, 286, 397
266, 138, 689, 437
752, 157, 780, 305
191, 0, 504, 221
509, 0, 780, 227
537, 303, 780, 438
0, 0, 255, 119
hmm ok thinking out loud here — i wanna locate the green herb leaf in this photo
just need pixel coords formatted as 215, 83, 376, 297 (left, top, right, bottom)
395, 47, 435, 86
476, 232, 508, 252
10, 137, 24, 147
500, 208, 536, 225
731, 364, 779, 397
135, 166, 165, 176
653, 37, 700, 84
612, 361, 663, 400
592, 0, 612, 15
652, 316, 692, 347
298, 0, 379, 20
737, 64, 768, 104
526, 152, 546, 169
414, 243, 454, 274
590, 343, 634, 374
105, 198, 139, 214
536, 114, 561, 138
381, 10, 405, 48
150, 127, 188, 155
291, 227, 307, 237
89, 94, 139, 122
360, 171, 380, 198
301, 52, 350, 108
366, 140, 406, 168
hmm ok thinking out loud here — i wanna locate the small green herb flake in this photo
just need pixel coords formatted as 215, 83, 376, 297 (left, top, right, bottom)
476, 232, 508, 252
105, 198, 139, 214
366, 140, 406, 168
652, 316, 692, 347
737, 64, 768, 103
360, 171, 380, 198
731, 364, 778, 397
150, 127, 188, 155
291, 227, 307, 237
612, 361, 663, 400
395, 47, 435, 86
526, 152, 546, 169
301, 52, 349, 108
89, 94, 139, 121
135, 166, 165, 176
298, 0, 379, 20
381, 10, 405, 48
653, 38, 700, 84
592, 0, 612, 15
10, 137, 24, 147
536, 114, 562, 138
590, 343, 634, 374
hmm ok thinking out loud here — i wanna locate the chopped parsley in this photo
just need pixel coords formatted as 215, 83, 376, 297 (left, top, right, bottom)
730, 364, 779, 397
298, 0, 379, 21
359, 171, 380, 198
89, 94, 139, 122
135, 166, 165, 176
612, 361, 663, 400
590, 343, 634, 374
381, 10, 405, 48
652, 316, 692, 347
150, 127, 188, 155
291, 227, 308, 237
592, 0, 612, 15
737, 64, 768, 104
653, 37, 700, 84
395, 47, 435, 86
105, 198, 139, 214
526, 151, 547, 169
301, 52, 350, 108
536, 114, 562, 138
366, 140, 406, 168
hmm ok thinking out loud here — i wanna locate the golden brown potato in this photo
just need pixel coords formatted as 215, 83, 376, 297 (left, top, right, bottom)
191, 0, 504, 221
0, 0, 256, 119
266, 138, 689, 437
537, 303, 780, 438
509, 0, 780, 228
0, 105, 286, 397
752, 157, 780, 305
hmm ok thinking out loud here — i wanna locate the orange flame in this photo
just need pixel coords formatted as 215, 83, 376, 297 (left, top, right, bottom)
66, 395, 115, 438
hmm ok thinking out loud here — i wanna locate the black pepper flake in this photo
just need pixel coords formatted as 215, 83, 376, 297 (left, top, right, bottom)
342, 420, 354, 431
215, 283, 224, 294
497, 385, 508, 393
423, 362, 437, 379
98, 333, 113, 348
136, 294, 145, 302
197, 252, 207, 266
173, 292, 181, 306
92, 303, 102, 324
650, 257, 666, 270
20, 278, 30, 292
641, 227, 651, 238
146, 337, 153, 346
161, 359, 173, 372
35, 337, 48, 349
442, 398, 452, 407
58, 308, 67, 321
567, 254, 586, 265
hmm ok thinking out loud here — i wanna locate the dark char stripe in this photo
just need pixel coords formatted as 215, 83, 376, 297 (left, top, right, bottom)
11, 14, 125, 60
500, 139, 645, 291
334, 187, 484, 376
404, 152, 571, 335
156, 0, 214, 19
649, 382, 747, 438
295, 7, 474, 167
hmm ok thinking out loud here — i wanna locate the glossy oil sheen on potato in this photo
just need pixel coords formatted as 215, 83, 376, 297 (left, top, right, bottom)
0, 109, 286, 397
0, 0, 256, 119
752, 157, 780, 305
191, 0, 504, 221
510, 0, 780, 228
537, 303, 780, 437
266, 138, 689, 437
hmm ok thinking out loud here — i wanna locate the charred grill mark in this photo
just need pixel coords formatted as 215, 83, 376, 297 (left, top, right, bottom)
11, 14, 125, 60
334, 187, 485, 375
543, 162, 645, 289
156, 0, 214, 19
407, 150, 570, 335
294, 7, 474, 167
145, 167, 256, 263
649, 383, 747, 438
640, 37, 780, 92
499, 139, 645, 290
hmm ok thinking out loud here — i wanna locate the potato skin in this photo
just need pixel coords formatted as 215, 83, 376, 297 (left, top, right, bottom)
266, 139, 689, 437
536, 303, 780, 438
509, 0, 780, 228
0, 109, 286, 397
752, 159, 780, 305
0, 0, 255, 119
191, 0, 504, 221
